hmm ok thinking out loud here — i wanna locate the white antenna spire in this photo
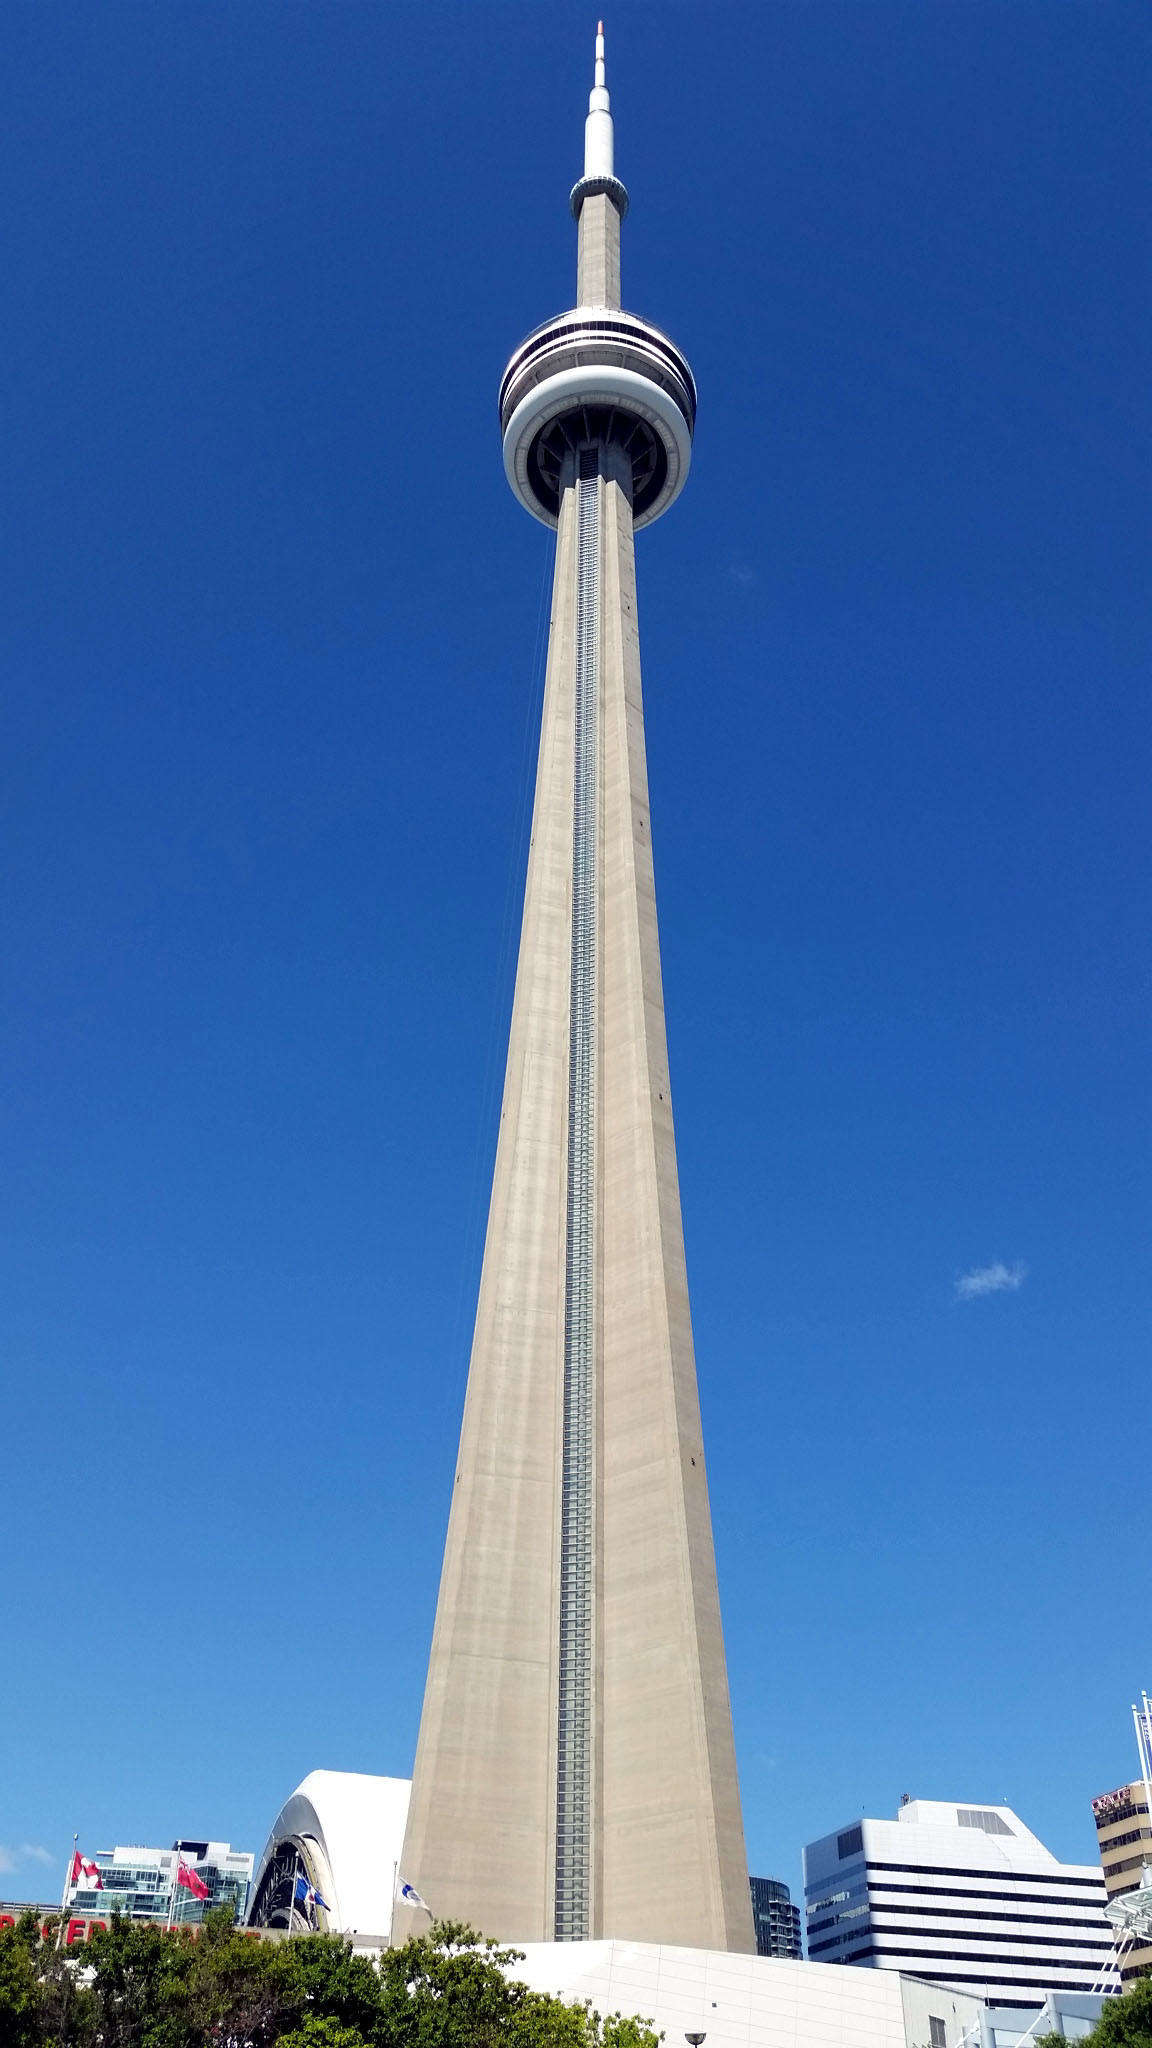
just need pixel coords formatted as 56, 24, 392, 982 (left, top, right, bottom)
584, 20, 614, 180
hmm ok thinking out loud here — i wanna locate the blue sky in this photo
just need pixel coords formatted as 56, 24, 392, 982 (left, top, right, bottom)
1, 0, 1149, 1916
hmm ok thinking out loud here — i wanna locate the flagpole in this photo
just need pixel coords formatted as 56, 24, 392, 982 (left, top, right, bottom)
60, 1836, 76, 1916
56, 1835, 77, 1952
390, 1862, 397, 1949
167, 1858, 178, 1932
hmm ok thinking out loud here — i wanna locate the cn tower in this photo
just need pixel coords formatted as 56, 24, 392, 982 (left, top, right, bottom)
400, 28, 754, 1953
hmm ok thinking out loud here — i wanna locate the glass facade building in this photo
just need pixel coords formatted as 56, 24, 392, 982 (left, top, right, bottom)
749, 1875, 802, 1958
67, 1842, 254, 1926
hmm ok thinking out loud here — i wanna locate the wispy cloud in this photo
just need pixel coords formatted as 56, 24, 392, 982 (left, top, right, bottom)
727, 562, 758, 588
954, 1260, 1027, 1302
0, 1843, 55, 1875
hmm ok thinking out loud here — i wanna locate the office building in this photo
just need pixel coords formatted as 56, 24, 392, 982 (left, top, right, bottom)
67, 1841, 253, 1925
750, 1876, 803, 1958
803, 1800, 1117, 2005
1091, 1690, 1152, 1981
1093, 1782, 1152, 1921
399, 27, 752, 1951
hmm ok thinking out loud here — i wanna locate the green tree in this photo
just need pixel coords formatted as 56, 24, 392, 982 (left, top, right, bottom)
185, 1915, 302, 2048
278, 2016, 371, 2048
281, 1933, 383, 2043
378, 1922, 530, 2048
377, 1924, 660, 2048
0, 1914, 95, 2048
1084, 1978, 1152, 2048
599, 2019, 662, 2048
1035, 1977, 1152, 2048
0, 1913, 660, 2048
82, 1916, 198, 2048
0, 1918, 46, 2048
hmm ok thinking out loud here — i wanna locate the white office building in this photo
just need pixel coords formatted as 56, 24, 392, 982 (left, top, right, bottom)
803, 1800, 1118, 2006
67, 1841, 254, 1925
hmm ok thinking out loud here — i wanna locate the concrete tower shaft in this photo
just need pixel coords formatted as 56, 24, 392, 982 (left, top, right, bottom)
399, 28, 754, 1955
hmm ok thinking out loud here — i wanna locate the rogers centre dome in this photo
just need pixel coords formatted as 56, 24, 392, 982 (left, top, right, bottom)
247, 1771, 410, 1937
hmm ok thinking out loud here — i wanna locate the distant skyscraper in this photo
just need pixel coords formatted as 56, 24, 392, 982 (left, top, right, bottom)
399, 29, 753, 1952
750, 1876, 803, 1958
803, 1801, 1117, 2007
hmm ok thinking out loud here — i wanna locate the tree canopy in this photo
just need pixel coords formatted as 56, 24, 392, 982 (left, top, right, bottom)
1034, 1977, 1152, 2048
0, 1912, 662, 2048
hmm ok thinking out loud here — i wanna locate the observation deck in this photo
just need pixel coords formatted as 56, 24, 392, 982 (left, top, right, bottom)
500, 306, 697, 530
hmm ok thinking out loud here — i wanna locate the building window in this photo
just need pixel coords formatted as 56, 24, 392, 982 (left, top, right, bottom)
929, 2019, 947, 2048
868, 1861, 1103, 1888
838, 1827, 864, 1860
957, 1810, 1014, 1837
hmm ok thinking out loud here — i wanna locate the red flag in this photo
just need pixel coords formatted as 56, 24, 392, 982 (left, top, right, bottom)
71, 1853, 103, 1889
70, 1852, 82, 1885
176, 1860, 210, 1900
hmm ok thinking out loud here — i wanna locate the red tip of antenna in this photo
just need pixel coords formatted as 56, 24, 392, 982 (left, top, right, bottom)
598, 19, 604, 33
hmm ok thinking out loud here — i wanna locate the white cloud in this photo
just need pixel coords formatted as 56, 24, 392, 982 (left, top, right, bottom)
954, 1260, 1027, 1301
727, 562, 758, 587
0, 1843, 55, 1874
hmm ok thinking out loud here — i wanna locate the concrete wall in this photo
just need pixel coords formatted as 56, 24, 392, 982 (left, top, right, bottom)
513, 1940, 984, 2048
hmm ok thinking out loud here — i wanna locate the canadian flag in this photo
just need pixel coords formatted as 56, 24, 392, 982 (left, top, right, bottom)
70, 1853, 103, 1890
175, 1860, 210, 1900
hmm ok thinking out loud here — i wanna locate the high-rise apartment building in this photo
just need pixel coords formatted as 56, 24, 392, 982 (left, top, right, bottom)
803, 1801, 1117, 2006
1091, 1691, 1152, 1982
67, 1842, 254, 1926
1092, 1784, 1152, 1916
399, 28, 752, 1953
750, 1876, 802, 1958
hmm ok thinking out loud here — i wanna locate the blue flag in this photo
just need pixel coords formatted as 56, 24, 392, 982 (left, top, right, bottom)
294, 1874, 330, 1912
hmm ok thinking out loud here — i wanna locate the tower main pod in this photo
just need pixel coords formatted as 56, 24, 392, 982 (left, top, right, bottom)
401, 31, 754, 1953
